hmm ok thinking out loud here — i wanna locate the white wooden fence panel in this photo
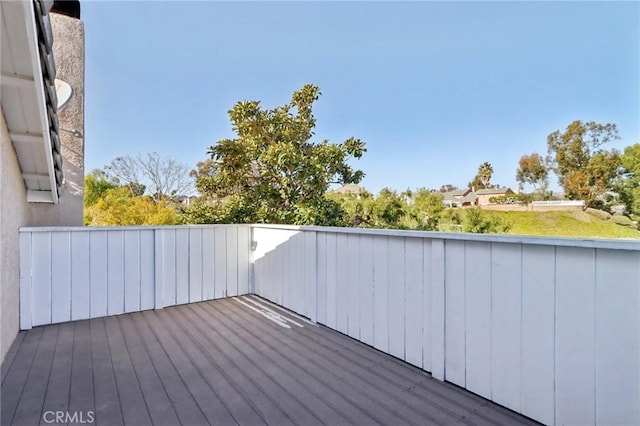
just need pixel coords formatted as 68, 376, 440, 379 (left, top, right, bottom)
202, 228, 215, 299
373, 235, 389, 353
521, 244, 555, 426
124, 231, 141, 313
175, 229, 189, 305
595, 249, 640, 425
491, 242, 522, 412
139, 230, 155, 310
89, 231, 107, 318
316, 232, 327, 325
226, 227, 238, 297
359, 235, 375, 347
107, 230, 125, 315
388, 237, 405, 360
70, 231, 90, 320
325, 233, 337, 329
464, 241, 492, 399
214, 228, 226, 299
51, 232, 71, 324
421, 239, 433, 372
335, 233, 349, 334
189, 228, 203, 303
304, 231, 317, 321
445, 240, 466, 387
347, 233, 360, 339
31, 232, 52, 326
160, 229, 177, 306
556, 246, 596, 426
237, 226, 250, 295
429, 239, 445, 379
19, 232, 32, 330
404, 237, 423, 368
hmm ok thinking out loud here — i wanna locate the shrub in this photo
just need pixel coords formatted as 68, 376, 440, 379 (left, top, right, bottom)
586, 208, 612, 221
611, 214, 635, 228
462, 208, 511, 234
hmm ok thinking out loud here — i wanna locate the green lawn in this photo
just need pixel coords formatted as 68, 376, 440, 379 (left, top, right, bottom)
483, 210, 640, 239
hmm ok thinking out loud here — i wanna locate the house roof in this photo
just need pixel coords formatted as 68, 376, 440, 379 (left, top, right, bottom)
0, 0, 62, 203
442, 189, 471, 201
331, 183, 366, 195
475, 187, 513, 195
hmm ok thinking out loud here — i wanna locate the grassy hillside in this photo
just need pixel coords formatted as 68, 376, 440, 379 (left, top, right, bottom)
482, 210, 640, 239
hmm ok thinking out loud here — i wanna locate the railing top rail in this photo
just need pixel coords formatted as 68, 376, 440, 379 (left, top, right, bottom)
251, 224, 640, 251
20, 224, 254, 232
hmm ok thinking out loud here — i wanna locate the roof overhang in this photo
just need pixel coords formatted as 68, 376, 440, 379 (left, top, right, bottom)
1, 0, 62, 203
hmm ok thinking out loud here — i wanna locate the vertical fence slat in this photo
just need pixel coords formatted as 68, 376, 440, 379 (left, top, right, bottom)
189, 228, 203, 303
214, 227, 226, 298
124, 230, 141, 313
373, 235, 389, 353
154, 229, 164, 309
237, 226, 250, 295
175, 229, 189, 305
522, 244, 555, 425
490, 242, 523, 412
595, 249, 640, 425
556, 246, 596, 426
31, 232, 52, 326
325, 233, 337, 329
304, 231, 317, 321
317, 232, 327, 325
388, 237, 405, 360
163, 229, 177, 306
347, 233, 360, 338
51, 232, 71, 324
404, 237, 423, 368
226, 227, 238, 298
359, 234, 374, 346
422, 239, 434, 373
70, 231, 90, 320
107, 230, 124, 315
445, 240, 465, 387
19, 232, 32, 330
336, 233, 349, 334
90, 231, 107, 318
202, 228, 215, 300
140, 230, 155, 310
464, 241, 492, 399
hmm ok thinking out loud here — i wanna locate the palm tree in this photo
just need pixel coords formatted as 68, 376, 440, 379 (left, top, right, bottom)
478, 162, 493, 188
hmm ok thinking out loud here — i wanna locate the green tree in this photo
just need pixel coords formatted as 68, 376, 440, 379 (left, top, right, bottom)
468, 162, 494, 189
403, 189, 444, 230
616, 143, 640, 216
515, 153, 548, 192
372, 188, 405, 228
546, 120, 621, 204
84, 169, 119, 207
462, 208, 511, 234
84, 187, 180, 226
195, 85, 366, 225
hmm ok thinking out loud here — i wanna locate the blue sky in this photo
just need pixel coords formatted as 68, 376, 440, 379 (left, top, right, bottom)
83, 1, 639, 195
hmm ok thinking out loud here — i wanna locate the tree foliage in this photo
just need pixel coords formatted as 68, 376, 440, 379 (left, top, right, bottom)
546, 120, 621, 204
468, 162, 494, 189
194, 84, 366, 225
616, 143, 640, 216
462, 207, 511, 234
515, 153, 548, 191
84, 169, 119, 207
106, 152, 192, 201
84, 187, 180, 226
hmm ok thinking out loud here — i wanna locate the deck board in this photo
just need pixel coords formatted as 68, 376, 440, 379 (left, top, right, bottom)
1, 297, 541, 426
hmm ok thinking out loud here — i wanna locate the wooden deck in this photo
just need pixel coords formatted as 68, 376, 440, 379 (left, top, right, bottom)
1, 296, 540, 425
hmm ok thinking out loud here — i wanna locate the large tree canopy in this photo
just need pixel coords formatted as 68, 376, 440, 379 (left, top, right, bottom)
546, 120, 621, 203
194, 84, 366, 225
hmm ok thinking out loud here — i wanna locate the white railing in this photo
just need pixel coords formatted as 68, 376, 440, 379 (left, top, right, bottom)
19, 225, 251, 329
19, 223, 640, 425
252, 225, 640, 426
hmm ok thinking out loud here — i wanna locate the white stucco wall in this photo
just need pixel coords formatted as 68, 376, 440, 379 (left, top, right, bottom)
0, 110, 29, 363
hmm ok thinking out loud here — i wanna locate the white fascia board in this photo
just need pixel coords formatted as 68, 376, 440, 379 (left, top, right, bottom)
27, 190, 54, 203
22, 0, 58, 204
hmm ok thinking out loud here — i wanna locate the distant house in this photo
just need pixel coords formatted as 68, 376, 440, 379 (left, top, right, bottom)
442, 189, 476, 208
475, 187, 514, 206
331, 184, 367, 198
